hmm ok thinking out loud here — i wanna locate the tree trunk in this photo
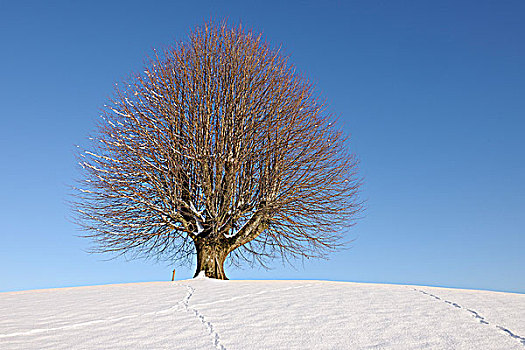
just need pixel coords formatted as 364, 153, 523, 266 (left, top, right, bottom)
193, 241, 229, 280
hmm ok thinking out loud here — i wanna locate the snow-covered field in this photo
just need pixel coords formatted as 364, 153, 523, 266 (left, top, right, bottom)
1, 277, 524, 349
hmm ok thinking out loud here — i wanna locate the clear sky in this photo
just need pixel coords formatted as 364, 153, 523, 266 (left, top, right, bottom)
1, 0, 524, 293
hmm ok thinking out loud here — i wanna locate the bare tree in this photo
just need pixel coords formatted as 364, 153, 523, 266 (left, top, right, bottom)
73, 22, 363, 279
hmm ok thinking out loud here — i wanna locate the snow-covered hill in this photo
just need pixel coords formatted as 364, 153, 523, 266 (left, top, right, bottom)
1, 277, 524, 349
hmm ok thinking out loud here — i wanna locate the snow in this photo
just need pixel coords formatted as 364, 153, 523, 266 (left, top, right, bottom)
189, 201, 205, 235
196, 219, 204, 235
1, 280, 524, 349
189, 201, 204, 218
194, 271, 207, 279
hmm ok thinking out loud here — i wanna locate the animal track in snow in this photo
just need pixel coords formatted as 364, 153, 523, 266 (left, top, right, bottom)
496, 326, 525, 346
414, 288, 525, 346
180, 285, 226, 350
177, 282, 313, 350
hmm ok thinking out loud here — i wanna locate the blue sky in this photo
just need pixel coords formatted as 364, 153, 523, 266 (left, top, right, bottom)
1, 0, 524, 293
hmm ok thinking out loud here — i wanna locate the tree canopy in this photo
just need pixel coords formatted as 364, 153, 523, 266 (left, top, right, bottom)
73, 22, 363, 279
